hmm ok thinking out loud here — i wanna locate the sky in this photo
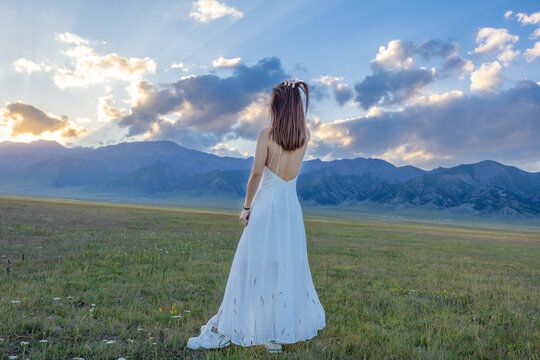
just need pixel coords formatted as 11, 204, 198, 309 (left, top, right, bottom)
1, 0, 539, 172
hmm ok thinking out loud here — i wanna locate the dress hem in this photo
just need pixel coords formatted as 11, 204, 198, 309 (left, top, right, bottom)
224, 322, 326, 347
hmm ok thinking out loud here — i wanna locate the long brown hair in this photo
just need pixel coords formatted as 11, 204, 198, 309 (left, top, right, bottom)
269, 80, 309, 151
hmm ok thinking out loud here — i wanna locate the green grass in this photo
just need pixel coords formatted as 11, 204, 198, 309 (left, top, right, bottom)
0, 194, 539, 359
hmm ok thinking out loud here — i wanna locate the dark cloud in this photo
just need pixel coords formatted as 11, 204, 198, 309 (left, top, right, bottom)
413, 39, 459, 60
354, 68, 435, 109
114, 57, 289, 149
355, 39, 472, 109
335, 86, 354, 106
3, 101, 84, 137
313, 80, 540, 170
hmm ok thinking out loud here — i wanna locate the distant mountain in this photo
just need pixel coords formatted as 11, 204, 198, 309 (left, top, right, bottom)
350, 160, 540, 217
0, 140, 250, 187
0, 139, 91, 174
0, 140, 538, 218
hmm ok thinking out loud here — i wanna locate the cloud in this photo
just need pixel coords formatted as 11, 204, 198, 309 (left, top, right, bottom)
354, 67, 436, 109
470, 61, 503, 92
13, 58, 53, 73
471, 27, 519, 66
171, 62, 189, 72
524, 42, 540, 62
212, 56, 242, 68
508, 11, 540, 40
371, 40, 415, 71
52, 34, 157, 88
309, 80, 540, 169
504, 10, 513, 19
56, 32, 90, 45
1, 101, 86, 138
189, 0, 243, 23
515, 11, 540, 25
111, 57, 288, 148
352, 38, 473, 109
313, 75, 353, 106
97, 86, 126, 123
211, 142, 250, 157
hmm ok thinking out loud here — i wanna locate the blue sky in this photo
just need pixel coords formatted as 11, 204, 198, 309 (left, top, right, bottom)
1, 0, 539, 171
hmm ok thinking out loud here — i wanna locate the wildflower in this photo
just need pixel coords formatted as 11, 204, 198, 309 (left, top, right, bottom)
53, 297, 61, 301
10, 300, 20, 304
171, 315, 181, 319
159, 307, 162, 313
39, 339, 48, 343
20, 341, 29, 345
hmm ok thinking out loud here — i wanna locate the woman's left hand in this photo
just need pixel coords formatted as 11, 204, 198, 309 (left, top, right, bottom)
239, 208, 250, 227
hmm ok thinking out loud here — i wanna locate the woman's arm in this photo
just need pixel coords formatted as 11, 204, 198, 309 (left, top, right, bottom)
239, 128, 268, 226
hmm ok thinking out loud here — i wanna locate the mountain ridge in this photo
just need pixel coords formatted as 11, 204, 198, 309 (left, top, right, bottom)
0, 139, 538, 218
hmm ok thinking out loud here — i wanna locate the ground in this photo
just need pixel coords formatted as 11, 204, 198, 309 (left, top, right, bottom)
0, 195, 539, 359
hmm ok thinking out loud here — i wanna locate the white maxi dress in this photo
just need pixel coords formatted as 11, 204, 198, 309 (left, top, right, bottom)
204, 140, 326, 346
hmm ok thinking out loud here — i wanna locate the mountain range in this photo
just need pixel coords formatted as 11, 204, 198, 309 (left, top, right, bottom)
0, 139, 539, 218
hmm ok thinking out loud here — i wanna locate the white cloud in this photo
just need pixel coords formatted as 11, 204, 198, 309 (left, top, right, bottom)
410, 90, 466, 106
504, 10, 513, 19
13, 58, 53, 73
55, 32, 90, 45
371, 39, 414, 70
509, 11, 540, 40
365, 106, 385, 118
189, 0, 243, 23
470, 61, 503, 92
515, 11, 540, 25
97, 86, 126, 122
171, 62, 189, 72
524, 42, 540, 62
211, 142, 250, 158
53, 44, 157, 88
212, 56, 242, 68
314, 75, 344, 87
472, 27, 519, 66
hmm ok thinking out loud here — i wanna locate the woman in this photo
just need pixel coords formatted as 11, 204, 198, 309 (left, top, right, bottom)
187, 79, 326, 353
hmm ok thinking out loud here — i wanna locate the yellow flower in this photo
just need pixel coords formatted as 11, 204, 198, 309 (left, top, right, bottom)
159, 307, 162, 313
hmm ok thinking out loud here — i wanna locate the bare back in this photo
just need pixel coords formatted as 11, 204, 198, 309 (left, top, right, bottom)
265, 127, 310, 182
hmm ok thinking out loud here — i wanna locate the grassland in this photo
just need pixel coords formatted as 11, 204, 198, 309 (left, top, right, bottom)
0, 194, 539, 359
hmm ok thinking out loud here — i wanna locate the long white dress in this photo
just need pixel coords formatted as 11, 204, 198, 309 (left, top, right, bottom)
204, 140, 326, 346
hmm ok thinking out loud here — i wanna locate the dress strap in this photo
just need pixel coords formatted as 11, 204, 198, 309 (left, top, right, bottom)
269, 141, 277, 168
276, 145, 282, 176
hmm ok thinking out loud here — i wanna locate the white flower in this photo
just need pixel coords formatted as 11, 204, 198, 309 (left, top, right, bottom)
171, 315, 182, 318
10, 300, 20, 303
39, 339, 48, 343
137, 327, 143, 331
53, 297, 61, 301
20, 341, 29, 345
8, 356, 18, 359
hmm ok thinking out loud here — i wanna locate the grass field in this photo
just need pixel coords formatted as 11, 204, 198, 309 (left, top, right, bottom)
0, 194, 539, 359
